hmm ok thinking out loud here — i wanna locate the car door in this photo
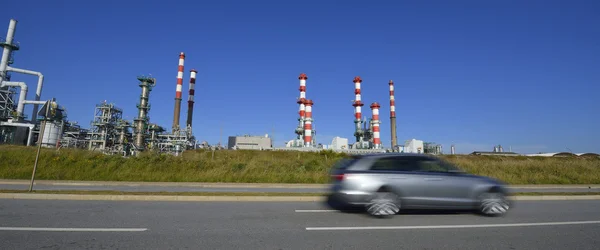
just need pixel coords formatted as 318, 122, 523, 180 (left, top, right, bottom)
368, 156, 427, 208
413, 157, 475, 208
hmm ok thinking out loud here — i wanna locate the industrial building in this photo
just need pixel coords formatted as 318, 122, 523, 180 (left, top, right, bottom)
228, 135, 272, 150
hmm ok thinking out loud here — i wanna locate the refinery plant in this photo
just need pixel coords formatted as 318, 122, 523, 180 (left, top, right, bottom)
1, 18, 447, 156
0, 19, 200, 156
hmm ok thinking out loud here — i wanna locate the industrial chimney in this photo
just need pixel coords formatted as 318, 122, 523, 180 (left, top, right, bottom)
295, 73, 307, 145
303, 99, 313, 147
370, 102, 382, 149
172, 52, 185, 132
389, 80, 397, 151
352, 76, 365, 143
186, 69, 197, 129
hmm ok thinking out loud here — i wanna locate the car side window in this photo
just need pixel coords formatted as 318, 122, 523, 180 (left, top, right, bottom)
415, 159, 448, 172
370, 157, 418, 172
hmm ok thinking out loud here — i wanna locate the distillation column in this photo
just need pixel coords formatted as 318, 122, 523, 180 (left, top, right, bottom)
134, 76, 156, 150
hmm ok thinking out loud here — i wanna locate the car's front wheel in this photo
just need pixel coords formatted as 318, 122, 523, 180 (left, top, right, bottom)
477, 191, 510, 216
366, 191, 401, 218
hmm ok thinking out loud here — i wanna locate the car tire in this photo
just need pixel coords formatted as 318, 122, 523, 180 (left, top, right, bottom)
477, 191, 510, 217
366, 191, 401, 218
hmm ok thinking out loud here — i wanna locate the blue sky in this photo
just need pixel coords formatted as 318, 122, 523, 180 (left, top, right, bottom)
2, 0, 599, 154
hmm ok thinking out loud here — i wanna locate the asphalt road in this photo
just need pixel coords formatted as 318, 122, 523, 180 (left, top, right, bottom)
1, 180, 599, 194
1, 199, 599, 249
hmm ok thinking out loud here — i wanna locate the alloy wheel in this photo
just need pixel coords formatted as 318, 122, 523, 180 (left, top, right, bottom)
478, 192, 510, 216
366, 192, 400, 218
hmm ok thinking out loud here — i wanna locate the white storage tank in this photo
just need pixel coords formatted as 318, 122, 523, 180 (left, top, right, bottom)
41, 122, 63, 148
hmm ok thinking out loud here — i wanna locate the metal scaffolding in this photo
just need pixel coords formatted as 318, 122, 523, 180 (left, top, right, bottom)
88, 101, 123, 152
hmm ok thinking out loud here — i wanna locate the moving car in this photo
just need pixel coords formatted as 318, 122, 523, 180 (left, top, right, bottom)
325, 153, 511, 218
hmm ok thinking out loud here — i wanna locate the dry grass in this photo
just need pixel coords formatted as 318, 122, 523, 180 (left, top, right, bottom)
1, 145, 599, 184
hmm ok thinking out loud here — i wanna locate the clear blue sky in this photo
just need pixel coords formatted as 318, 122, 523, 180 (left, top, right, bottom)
3, 0, 599, 154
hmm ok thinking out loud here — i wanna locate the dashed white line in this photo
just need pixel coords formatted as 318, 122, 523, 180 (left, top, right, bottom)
306, 220, 600, 231
295, 209, 338, 213
0, 227, 148, 232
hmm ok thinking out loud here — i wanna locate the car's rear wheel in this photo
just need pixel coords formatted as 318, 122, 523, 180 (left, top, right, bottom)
477, 191, 510, 216
366, 191, 401, 218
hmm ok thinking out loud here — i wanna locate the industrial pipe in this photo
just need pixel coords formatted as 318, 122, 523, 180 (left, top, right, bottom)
0, 19, 17, 85
0, 81, 27, 117
6, 66, 44, 122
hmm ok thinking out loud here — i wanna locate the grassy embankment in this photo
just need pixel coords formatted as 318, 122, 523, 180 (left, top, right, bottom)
1, 145, 599, 184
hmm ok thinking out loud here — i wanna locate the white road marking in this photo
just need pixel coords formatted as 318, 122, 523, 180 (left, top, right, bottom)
295, 209, 338, 213
0, 227, 148, 232
306, 220, 600, 231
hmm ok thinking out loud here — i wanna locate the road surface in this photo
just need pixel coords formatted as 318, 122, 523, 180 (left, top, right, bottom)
1, 199, 599, 249
1, 180, 599, 194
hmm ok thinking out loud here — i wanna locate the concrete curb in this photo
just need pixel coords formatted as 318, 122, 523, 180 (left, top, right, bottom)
0, 193, 325, 202
1, 193, 600, 202
0, 179, 598, 189
0, 180, 327, 189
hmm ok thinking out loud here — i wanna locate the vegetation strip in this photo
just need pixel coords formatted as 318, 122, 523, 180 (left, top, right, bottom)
1, 145, 599, 184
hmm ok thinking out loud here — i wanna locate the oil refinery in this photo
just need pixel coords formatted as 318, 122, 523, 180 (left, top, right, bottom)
1, 18, 446, 156
0, 19, 199, 156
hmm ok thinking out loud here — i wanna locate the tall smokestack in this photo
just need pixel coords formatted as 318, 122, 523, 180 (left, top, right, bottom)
303, 99, 313, 147
352, 76, 364, 143
389, 80, 397, 151
295, 73, 307, 142
370, 102, 382, 149
186, 69, 197, 129
172, 52, 185, 132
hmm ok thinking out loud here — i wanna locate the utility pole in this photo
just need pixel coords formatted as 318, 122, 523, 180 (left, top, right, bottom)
30, 99, 51, 192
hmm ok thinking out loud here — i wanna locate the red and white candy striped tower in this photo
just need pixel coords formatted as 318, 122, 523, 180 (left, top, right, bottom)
296, 73, 308, 139
352, 76, 365, 142
186, 69, 197, 128
389, 80, 398, 150
172, 52, 185, 131
303, 99, 313, 147
370, 102, 382, 149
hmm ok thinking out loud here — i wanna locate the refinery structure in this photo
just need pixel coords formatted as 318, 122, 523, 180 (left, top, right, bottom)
1, 18, 450, 156
0, 19, 201, 156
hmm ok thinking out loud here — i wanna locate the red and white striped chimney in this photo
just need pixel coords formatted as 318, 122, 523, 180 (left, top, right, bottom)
295, 73, 307, 140
303, 99, 313, 147
186, 69, 197, 128
370, 102, 382, 149
297, 73, 307, 120
352, 76, 365, 142
172, 52, 185, 131
389, 80, 398, 150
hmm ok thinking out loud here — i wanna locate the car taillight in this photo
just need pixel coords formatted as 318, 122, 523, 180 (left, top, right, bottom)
332, 173, 345, 181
